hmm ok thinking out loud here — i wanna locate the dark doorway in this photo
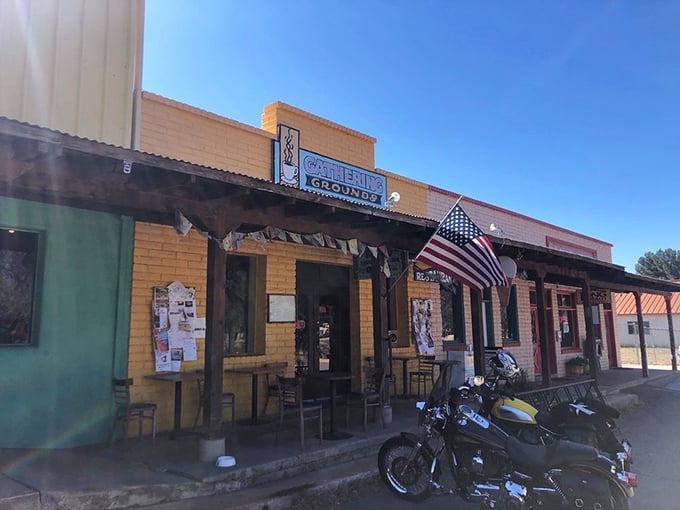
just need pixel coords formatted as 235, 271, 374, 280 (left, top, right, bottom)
603, 306, 618, 368
296, 262, 351, 397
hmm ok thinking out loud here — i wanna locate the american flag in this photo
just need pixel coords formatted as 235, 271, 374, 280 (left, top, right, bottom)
416, 204, 508, 290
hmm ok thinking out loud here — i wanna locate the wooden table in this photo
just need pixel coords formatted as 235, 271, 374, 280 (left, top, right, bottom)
391, 355, 417, 397
224, 365, 285, 425
309, 372, 354, 440
145, 371, 203, 439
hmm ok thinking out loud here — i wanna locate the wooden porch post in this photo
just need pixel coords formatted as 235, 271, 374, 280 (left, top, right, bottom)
633, 291, 649, 378
470, 288, 485, 376
581, 279, 598, 384
664, 293, 678, 371
371, 251, 388, 371
203, 236, 226, 439
534, 273, 551, 387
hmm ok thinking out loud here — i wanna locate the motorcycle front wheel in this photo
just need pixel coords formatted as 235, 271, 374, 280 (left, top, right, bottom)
377, 436, 435, 501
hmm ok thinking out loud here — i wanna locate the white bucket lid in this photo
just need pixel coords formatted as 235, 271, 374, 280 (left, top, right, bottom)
215, 455, 236, 468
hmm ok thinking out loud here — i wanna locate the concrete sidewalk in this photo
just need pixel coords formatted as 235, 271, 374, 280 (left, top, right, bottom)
0, 367, 673, 510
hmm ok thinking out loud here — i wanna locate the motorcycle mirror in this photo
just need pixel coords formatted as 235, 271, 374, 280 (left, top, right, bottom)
415, 401, 426, 410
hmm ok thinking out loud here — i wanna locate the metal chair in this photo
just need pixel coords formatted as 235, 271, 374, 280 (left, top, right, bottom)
262, 361, 289, 416
276, 376, 323, 450
110, 378, 157, 442
365, 356, 396, 395
346, 367, 386, 431
193, 371, 235, 428
409, 355, 435, 399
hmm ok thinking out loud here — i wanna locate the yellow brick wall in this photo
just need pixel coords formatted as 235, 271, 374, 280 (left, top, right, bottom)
262, 102, 376, 171
140, 92, 274, 180
129, 221, 376, 433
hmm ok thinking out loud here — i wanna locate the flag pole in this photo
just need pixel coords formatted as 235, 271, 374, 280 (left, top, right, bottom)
384, 195, 465, 298
414, 194, 464, 261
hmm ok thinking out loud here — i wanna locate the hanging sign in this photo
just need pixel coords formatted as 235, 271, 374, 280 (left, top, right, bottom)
413, 266, 452, 284
273, 124, 387, 208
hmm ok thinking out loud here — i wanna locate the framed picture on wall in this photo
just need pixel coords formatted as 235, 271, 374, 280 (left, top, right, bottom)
268, 294, 296, 323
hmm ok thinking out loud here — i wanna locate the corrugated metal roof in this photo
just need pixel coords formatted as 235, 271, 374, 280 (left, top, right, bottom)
614, 291, 680, 315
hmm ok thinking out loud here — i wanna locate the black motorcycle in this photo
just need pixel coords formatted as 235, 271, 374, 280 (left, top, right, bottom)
481, 351, 633, 473
377, 362, 634, 509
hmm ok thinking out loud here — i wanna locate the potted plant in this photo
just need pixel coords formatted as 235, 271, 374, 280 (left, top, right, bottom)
565, 356, 587, 376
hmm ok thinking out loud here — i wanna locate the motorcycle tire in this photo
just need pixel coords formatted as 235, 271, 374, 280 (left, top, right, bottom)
377, 436, 435, 501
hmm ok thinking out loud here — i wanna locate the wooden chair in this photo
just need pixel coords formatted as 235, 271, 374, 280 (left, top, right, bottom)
110, 378, 157, 442
276, 376, 323, 450
409, 355, 435, 399
193, 371, 236, 428
346, 367, 386, 431
262, 361, 289, 416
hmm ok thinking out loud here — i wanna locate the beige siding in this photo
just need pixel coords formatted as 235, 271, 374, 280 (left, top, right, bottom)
0, 0, 142, 147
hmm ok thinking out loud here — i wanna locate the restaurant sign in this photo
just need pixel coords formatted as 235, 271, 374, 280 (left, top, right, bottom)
273, 124, 386, 208
413, 266, 453, 284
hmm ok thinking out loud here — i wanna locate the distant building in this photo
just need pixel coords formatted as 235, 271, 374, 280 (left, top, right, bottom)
615, 290, 680, 349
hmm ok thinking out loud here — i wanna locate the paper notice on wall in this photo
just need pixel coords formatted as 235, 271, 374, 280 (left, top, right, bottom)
153, 329, 169, 352
182, 339, 197, 361
155, 350, 172, 372
193, 318, 206, 339
170, 348, 182, 372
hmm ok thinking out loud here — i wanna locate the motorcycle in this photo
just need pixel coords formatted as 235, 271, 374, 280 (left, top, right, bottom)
377, 361, 635, 509
481, 351, 633, 472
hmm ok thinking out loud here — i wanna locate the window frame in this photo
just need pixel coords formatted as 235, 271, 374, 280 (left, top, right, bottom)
0, 227, 43, 347
439, 280, 466, 345
224, 253, 266, 356
501, 284, 520, 345
557, 291, 579, 351
626, 321, 650, 336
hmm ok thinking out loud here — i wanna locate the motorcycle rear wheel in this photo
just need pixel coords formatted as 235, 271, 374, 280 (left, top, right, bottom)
377, 436, 435, 501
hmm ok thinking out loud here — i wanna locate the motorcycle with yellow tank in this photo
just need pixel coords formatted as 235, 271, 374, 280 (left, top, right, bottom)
472, 350, 634, 475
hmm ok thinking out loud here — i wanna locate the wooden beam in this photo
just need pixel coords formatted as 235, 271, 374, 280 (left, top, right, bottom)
664, 294, 678, 371
203, 235, 226, 440
470, 288, 486, 376
633, 291, 649, 378
534, 275, 552, 386
581, 278, 598, 384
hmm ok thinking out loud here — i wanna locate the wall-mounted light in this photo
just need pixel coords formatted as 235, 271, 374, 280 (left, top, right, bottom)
385, 191, 401, 209
489, 223, 506, 237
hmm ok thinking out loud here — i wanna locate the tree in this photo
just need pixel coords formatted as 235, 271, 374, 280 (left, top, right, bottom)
635, 248, 680, 280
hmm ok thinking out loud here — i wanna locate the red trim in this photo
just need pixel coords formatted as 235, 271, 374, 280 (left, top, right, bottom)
427, 185, 612, 247
545, 236, 598, 259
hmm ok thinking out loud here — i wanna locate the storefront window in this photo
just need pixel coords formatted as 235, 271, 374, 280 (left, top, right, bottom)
225, 254, 259, 355
501, 285, 519, 344
557, 292, 579, 349
440, 281, 465, 343
0, 228, 40, 346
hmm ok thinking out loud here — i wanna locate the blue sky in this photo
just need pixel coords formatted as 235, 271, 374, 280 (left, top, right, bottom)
143, 1, 680, 273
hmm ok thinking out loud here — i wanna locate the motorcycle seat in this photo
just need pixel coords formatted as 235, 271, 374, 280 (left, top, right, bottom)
506, 436, 598, 472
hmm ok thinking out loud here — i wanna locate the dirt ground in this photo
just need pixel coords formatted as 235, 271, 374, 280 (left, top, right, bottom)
620, 346, 676, 366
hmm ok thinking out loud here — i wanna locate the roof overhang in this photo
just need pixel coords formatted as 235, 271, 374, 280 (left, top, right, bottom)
0, 117, 437, 253
3, 116, 678, 296
493, 236, 680, 295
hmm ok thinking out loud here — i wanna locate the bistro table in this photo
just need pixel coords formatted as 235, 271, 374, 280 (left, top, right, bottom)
309, 372, 354, 440
224, 365, 286, 425
391, 355, 417, 398
144, 371, 203, 439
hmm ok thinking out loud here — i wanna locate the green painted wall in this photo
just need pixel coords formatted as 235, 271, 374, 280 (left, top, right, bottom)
0, 197, 133, 448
